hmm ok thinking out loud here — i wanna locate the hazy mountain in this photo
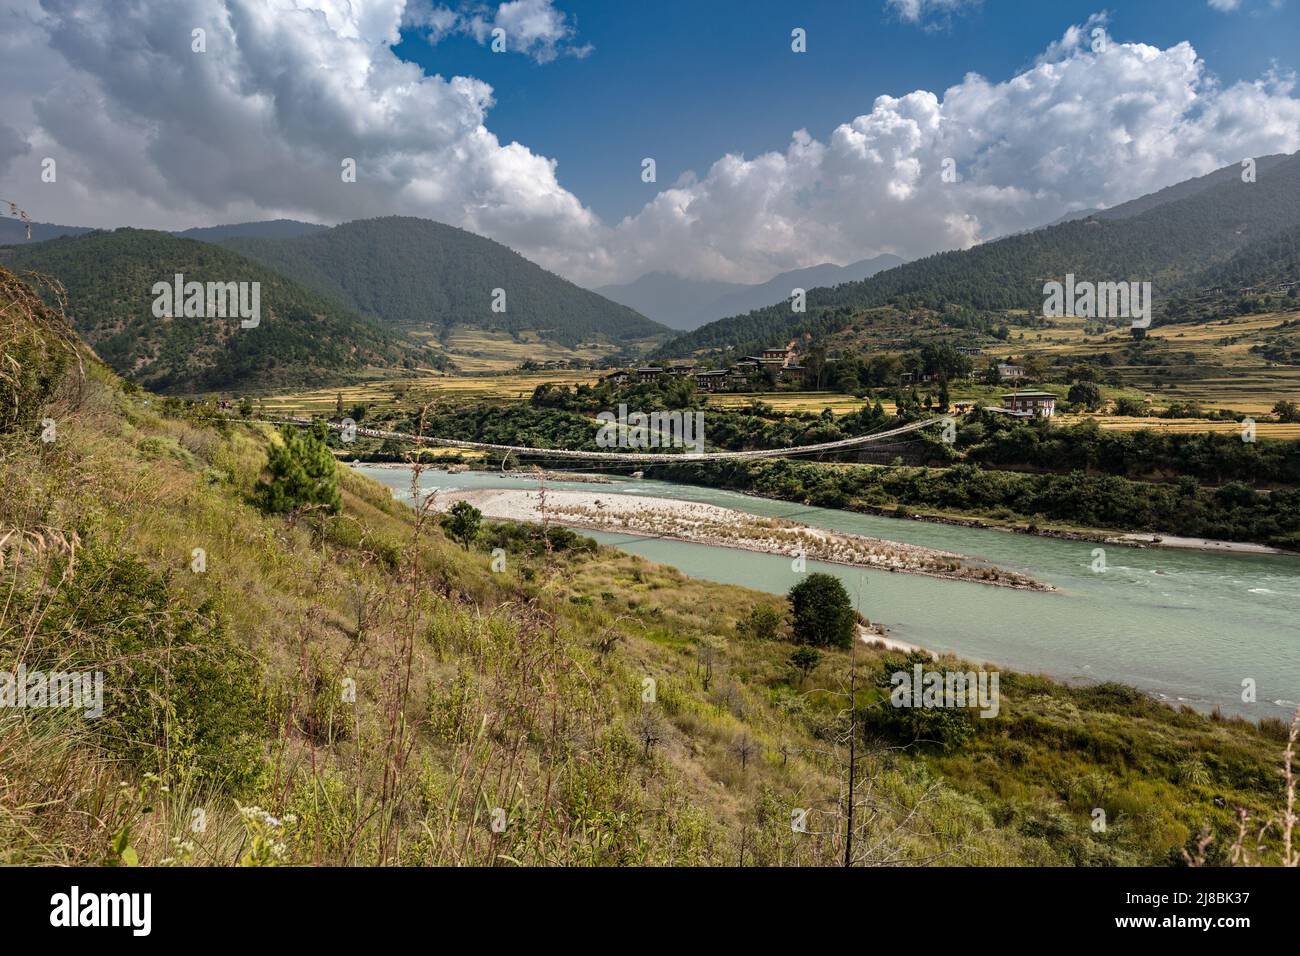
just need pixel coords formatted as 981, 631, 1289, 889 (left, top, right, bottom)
0, 217, 328, 246
0, 228, 415, 394
592, 272, 749, 330
659, 151, 1300, 358
177, 219, 329, 242
223, 216, 669, 348
597, 254, 905, 330
0, 218, 95, 243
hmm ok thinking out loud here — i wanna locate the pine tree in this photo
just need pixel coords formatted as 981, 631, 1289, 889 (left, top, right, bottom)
256, 423, 341, 515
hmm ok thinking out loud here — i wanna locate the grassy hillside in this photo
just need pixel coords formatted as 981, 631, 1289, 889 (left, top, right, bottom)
0, 228, 421, 395
1, 265, 1296, 866
224, 216, 670, 349
661, 152, 1300, 358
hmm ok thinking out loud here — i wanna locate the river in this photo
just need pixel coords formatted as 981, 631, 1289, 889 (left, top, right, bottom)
357, 465, 1300, 719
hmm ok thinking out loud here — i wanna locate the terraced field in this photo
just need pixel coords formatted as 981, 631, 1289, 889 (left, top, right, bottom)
262, 370, 604, 414
429, 327, 634, 373
1054, 414, 1300, 439
983, 309, 1300, 411
704, 391, 885, 414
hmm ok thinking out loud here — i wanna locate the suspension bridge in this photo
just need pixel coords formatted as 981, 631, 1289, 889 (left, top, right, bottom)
264, 415, 948, 464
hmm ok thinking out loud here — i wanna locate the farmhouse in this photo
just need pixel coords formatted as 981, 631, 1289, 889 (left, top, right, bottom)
693, 369, 729, 392
1001, 391, 1056, 418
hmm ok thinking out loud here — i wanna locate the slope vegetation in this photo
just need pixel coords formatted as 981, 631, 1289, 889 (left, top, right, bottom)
224, 216, 669, 348
663, 152, 1300, 358
2, 263, 1295, 867
0, 228, 415, 394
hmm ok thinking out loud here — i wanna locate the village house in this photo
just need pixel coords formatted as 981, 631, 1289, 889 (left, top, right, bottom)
1001, 391, 1056, 418
693, 369, 729, 392
972, 362, 1027, 384
636, 366, 664, 382
727, 365, 756, 388
602, 369, 630, 386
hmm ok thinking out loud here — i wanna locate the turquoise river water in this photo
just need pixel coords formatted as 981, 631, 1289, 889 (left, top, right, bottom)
358, 465, 1300, 719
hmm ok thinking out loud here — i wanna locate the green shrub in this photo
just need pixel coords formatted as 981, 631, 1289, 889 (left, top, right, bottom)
255, 423, 341, 515
787, 573, 855, 648
737, 603, 784, 641
440, 500, 482, 549
35, 548, 267, 793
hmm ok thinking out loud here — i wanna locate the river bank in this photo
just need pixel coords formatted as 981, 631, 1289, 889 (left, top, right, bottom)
431, 487, 1052, 591
361, 464, 1300, 718
349, 457, 1294, 556
651, 477, 1299, 557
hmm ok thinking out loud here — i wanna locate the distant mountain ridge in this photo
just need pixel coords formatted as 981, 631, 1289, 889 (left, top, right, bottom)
0, 217, 328, 246
0, 218, 94, 243
223, 216, 669, 348
659, 151, 1300, 358
597, 254, 905, 330
177, 219, 328, 242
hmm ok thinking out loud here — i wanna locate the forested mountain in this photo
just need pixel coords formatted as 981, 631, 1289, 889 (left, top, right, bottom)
1043, 154, 1291, 230
1183, 222, 1300, 293
177, 219, 328, 242
1091, 153, 1292, 222
598, 254, 904, 330
660, 152, 1300, 358
224, 216, 669, 347
0, 228, 415, 394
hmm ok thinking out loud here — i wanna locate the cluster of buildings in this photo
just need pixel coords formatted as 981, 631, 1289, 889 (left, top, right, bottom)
604, 344, 807, 393
600, 341, 1057, 417
900, 362, 1026, 387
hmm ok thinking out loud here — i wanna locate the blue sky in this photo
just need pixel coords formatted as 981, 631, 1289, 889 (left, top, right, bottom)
5, 0, 1299, 285
394, 0, 1300, 223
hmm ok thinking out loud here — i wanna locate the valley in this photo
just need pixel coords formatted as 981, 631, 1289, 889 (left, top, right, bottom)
4, 156, 1299, 875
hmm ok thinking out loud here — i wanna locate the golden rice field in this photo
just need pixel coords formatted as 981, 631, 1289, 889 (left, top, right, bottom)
261, 370, 604, 414
704, 391, 887, 414
977, 309, 1300, 413
1054, 414, 1300, 439
428, 328, 629, 373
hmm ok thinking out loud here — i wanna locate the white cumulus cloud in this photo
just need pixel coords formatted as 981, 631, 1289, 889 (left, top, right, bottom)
1, 4, 1298, 290
0, 0, 610, 274
584, 20, 1300, 284
885, 0, 981, 28
403, 0, 591, 62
